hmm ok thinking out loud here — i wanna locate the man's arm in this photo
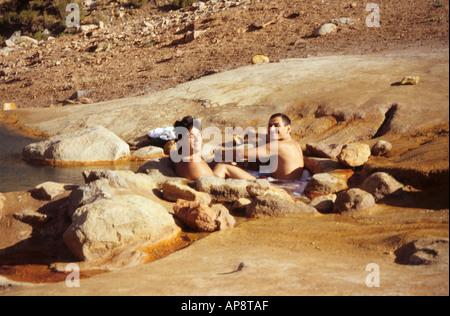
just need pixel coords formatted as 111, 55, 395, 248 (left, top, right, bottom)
216, 141, 274, 163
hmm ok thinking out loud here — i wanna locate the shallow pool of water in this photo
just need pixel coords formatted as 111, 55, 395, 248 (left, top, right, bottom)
0, 123, 139, 193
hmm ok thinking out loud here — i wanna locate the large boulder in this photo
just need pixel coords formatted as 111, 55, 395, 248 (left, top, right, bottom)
63, 194, 180, 263
314, 23, 337, 36
22, 126, 130, 165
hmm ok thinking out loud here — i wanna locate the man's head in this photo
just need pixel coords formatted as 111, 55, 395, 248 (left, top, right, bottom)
268, 113, 292, 140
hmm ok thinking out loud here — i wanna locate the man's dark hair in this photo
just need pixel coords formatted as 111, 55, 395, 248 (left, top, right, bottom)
174, 116, 201, 140
270, 113, 291, 126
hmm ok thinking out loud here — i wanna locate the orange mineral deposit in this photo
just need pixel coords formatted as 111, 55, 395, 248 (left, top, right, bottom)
2, 103, 16, 111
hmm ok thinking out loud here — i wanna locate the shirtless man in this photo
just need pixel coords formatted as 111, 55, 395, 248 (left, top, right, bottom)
214, 113, 304, 180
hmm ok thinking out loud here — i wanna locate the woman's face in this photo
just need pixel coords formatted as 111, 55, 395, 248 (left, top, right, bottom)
186, 126, 203, 155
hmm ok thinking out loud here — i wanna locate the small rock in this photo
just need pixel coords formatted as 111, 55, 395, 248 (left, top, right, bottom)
333, 188, 376, 213
133, 146, 164, 160
304, 157, 344, 174
78, 97, 93, 104
371, 140, 393, 156
212, 204, 236, 230
252, 16, 278, 29
314, 23, 337, 36
4, 39, 15, 47
193, 1, 207, 11
304, 173, 348, 197
337, 143, 371, 167
330, 17, 354, 26
401, 76, 420, 85
252, 55, 270, 64
163, 181, 212, 204
31, 182, 67, 200
246, 195, 317, 218
14, 209, 48, 225
80, 24, 98, 33
246, 184, 293, 201
196, 176, 270, 203
309, 194, 337, 213
306, 143, 343, 159
14, 36, 38, 46
173, 199, 235, 232
231, 198, 253, 212
69, 90, 94, 100
184, 30, 206, 43
361, 172, 403, 201
82, 170, 129, 189
395, 238, 449, 266
69, 179, 112, 213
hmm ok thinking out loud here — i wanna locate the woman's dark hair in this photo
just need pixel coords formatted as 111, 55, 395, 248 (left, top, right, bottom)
174, 116, 201, 140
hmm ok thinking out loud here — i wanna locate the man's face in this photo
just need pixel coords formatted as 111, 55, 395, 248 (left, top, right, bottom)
268, 117, 291, 140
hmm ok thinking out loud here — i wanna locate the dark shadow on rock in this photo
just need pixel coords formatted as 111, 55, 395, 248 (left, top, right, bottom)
0, 197, 76, 267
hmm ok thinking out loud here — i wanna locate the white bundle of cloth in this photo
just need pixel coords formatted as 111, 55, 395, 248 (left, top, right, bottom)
148, 127, 177, 141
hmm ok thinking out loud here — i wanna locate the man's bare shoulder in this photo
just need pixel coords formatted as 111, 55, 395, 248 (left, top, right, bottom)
278, 138, 302, 150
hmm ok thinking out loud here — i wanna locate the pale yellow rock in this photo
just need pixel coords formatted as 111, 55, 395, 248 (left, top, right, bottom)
252, 55, 270, 64
401, 76, 420, 85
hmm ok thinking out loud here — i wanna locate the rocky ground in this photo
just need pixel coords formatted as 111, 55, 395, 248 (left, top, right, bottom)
0, 0, 449, 296
0, 0, 449, 109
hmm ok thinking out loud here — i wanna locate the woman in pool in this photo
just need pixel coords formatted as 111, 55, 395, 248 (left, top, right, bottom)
170, 116, 215, 181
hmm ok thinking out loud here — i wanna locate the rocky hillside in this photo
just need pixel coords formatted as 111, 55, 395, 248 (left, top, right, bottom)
1, 0, 449, 109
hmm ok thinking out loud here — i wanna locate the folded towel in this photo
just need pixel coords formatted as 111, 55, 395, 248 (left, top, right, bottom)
148, 127, 177, 141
